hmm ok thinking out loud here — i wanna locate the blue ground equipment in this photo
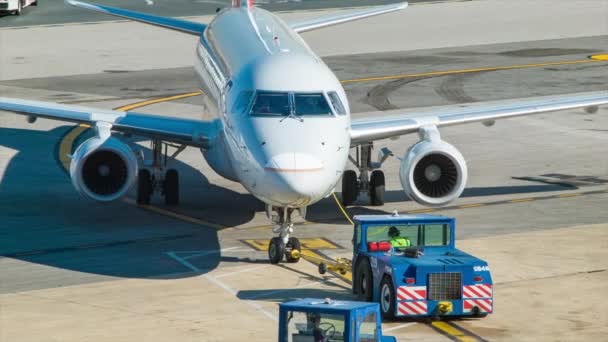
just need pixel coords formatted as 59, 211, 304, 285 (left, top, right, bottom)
352, 214, 493, 319
279, 298, 396, 341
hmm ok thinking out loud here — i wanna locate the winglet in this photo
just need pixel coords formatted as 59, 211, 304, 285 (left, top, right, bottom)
290, 2, 408, 33
65, 0, 207, 36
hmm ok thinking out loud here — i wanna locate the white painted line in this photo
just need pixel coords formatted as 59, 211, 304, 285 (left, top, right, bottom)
215, 265, 269, 279
166, 251, 277, 321
166, 251, 201, 273
179, 247, 247, 260
383, 323, 417, 332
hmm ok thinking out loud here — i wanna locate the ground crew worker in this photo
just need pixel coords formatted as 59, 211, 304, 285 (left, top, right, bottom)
388, 226, 411, 248
310, 313, 327, 342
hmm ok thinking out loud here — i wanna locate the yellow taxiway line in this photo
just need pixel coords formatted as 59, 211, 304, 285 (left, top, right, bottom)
430, 321, 485, 342
341, 58, 602, 84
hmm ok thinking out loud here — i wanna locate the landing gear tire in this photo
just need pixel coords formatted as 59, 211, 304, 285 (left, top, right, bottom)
355, 258, 373, 301
285, 237, 301, 263
163, 169, 179, 205
268, 237, 285, 264
137, 169, 152, 205
341, 170, 359, 206
32, 0, 38, 6
379, 276, 396, 320
369, 170, 385, 206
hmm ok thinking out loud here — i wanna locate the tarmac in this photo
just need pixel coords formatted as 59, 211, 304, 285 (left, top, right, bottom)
1, 0, 607, 341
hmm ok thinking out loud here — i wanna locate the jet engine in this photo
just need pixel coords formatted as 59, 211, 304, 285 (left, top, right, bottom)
399, 138, 467, 206
69, 136, 138, 202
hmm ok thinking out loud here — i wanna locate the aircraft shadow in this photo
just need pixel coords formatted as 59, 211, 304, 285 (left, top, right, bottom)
0, 125, 256, 280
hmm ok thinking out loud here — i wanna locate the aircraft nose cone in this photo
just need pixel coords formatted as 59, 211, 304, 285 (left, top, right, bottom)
265, 153, 324, 173
265, 153, 329, 204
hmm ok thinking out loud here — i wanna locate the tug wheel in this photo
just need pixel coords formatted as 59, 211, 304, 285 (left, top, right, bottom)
355, 258, 373, 301
379, 276, 396, 320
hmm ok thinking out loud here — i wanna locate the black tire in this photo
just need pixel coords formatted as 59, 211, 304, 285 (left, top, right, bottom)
355, 258, 373, 301
369, 170, 386, 206
136, 169, 152, 205
15, 1, 22, 15
341, 170, 359, 206
164, 169, 179, 205
268, 237, 285, 264
32, 0, 38, 6
318, 262, 327, 275
379, 276, 396, 320
285, 237, 301, 263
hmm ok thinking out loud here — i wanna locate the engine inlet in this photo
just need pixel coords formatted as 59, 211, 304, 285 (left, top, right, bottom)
82, 151, 128, 196
413, 154, 458, 198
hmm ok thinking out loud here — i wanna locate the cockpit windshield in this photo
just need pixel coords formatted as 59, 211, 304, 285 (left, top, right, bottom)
293, 93, 332, 115
249, 91, 335, 117
250, 91, 290, 116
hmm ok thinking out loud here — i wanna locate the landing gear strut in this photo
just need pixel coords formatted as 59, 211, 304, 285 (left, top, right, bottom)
136, 139, 185, 206
342, 142, 391, 206
268, 207, 302, 264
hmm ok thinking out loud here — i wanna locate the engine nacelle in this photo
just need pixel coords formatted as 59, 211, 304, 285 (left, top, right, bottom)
69, 136, 138, 202
399, 139, 467, 206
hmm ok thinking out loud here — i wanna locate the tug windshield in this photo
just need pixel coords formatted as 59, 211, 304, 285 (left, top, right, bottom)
366, 223, 450, 247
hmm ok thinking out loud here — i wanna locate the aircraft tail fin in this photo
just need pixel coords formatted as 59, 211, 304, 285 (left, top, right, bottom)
65, 0, 206, 36
290, 2, 408, 33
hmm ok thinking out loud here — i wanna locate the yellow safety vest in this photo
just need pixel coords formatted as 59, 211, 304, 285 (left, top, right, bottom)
390, 237, 411, 248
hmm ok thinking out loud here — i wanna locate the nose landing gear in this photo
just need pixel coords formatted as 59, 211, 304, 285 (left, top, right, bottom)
268, 207, 303, 264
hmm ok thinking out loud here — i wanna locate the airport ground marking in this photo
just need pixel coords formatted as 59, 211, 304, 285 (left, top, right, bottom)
430, 321, 488, 342
340, 58, 604, 84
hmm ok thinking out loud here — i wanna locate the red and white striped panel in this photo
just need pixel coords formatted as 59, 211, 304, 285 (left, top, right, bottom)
397, 301, 428, 316
397, 286, 426, 300
463, 299, 493, 313
462, 284, 492, 299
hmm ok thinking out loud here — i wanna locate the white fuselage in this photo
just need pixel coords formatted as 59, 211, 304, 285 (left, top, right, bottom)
194, 6, 351, 208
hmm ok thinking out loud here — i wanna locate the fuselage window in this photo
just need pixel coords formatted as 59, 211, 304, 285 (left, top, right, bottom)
293, 93, 333, 116
327, 91, 346, 115
250, 91, 290, 116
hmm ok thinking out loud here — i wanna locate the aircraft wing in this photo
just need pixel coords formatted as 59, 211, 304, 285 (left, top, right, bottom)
65, 0, 206, 35
290, 2, 408, 33
350, 91, 608, 145
0, 97, 215, 148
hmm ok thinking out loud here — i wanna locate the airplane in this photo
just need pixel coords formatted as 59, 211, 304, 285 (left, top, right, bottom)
1, 0, 607, 264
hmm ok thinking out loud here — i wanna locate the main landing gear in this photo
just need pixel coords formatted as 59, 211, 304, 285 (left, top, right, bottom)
267, 207, 303, 264
342, 142, 392, 207
136, 139, 186, 206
